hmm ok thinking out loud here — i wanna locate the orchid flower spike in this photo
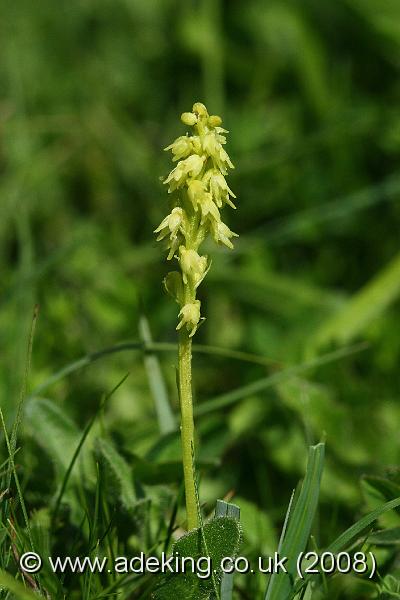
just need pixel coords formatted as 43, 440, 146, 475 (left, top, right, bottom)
155, 102, 238, 336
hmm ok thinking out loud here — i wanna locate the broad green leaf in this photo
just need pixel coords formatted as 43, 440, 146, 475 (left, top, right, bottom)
8, 306, 38, 493
229, 396, 269, 438
265, 442, 325, 600
24, 398, 96, 525
25, 397, 93, 480
96, 437, 136, 509
152, 517, 242, 600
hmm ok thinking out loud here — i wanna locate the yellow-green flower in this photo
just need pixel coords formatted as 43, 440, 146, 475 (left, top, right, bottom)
187, 180, 208, 210
176, 301, 201, 337
211, 220, 238, 249
154, 207, 185, 241
164, 154, 205, 191
179, 247, 208, 286
164, 136, 193, 162
156, 102, 237, 336
199, 193, 220, 225
206, 170, 236, 208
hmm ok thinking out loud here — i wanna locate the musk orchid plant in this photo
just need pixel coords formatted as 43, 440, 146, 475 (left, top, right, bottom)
154, 102, 237, 530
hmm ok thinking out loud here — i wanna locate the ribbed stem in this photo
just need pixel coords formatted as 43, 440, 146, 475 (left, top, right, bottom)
178, 329, 198, 530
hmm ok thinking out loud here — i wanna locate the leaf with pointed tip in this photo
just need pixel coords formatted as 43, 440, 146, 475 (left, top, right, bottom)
265, 443, 325, 600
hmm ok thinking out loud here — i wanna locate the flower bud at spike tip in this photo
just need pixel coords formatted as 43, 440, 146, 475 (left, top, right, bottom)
208, 115, 222, 127
192, 102, 208, 117
156, 102, 237, 336
181, 112, 197, 126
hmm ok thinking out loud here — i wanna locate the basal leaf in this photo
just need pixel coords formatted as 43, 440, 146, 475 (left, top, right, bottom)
152, 516, 242, 600
96, 437, 136, 510
25, 397, 93, 480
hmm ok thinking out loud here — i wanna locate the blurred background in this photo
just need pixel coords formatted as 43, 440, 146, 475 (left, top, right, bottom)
1, 0, 400, 590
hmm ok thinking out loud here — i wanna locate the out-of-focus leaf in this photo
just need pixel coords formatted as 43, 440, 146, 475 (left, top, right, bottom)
327, 497, 400, 553
0, 570, 38, 600
133, 455, 217, 485
368, 527, 400, 546
248, 4, 331, 116
361, 476, 400, 521
234, 496, 277, 555
310, 251, 400, 351
96, 437, 136, 510
196, 344, 367, 416
25, 397, 93, 480
139, 315, 176, 434
348, 0, 400, 47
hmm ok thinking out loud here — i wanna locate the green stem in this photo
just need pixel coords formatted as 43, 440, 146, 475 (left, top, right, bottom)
178, 329, 198, 530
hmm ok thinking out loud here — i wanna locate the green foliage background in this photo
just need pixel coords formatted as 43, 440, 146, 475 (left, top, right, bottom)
1, 0, 400, 598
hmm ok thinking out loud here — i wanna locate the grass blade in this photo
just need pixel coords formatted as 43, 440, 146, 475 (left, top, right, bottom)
51, 374, 129, 526
8, 305, 38, 490
0, 569, 39, 600
0, 407, 35, 553
139, 316, 175, 434
196, 344, 368, 416
30, 341, 281, 397
215, 500, 241, 600
250, 173, 400, 246
327, 496, 400, 553
293, 495, 400, 596
265, 442, 325, 600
